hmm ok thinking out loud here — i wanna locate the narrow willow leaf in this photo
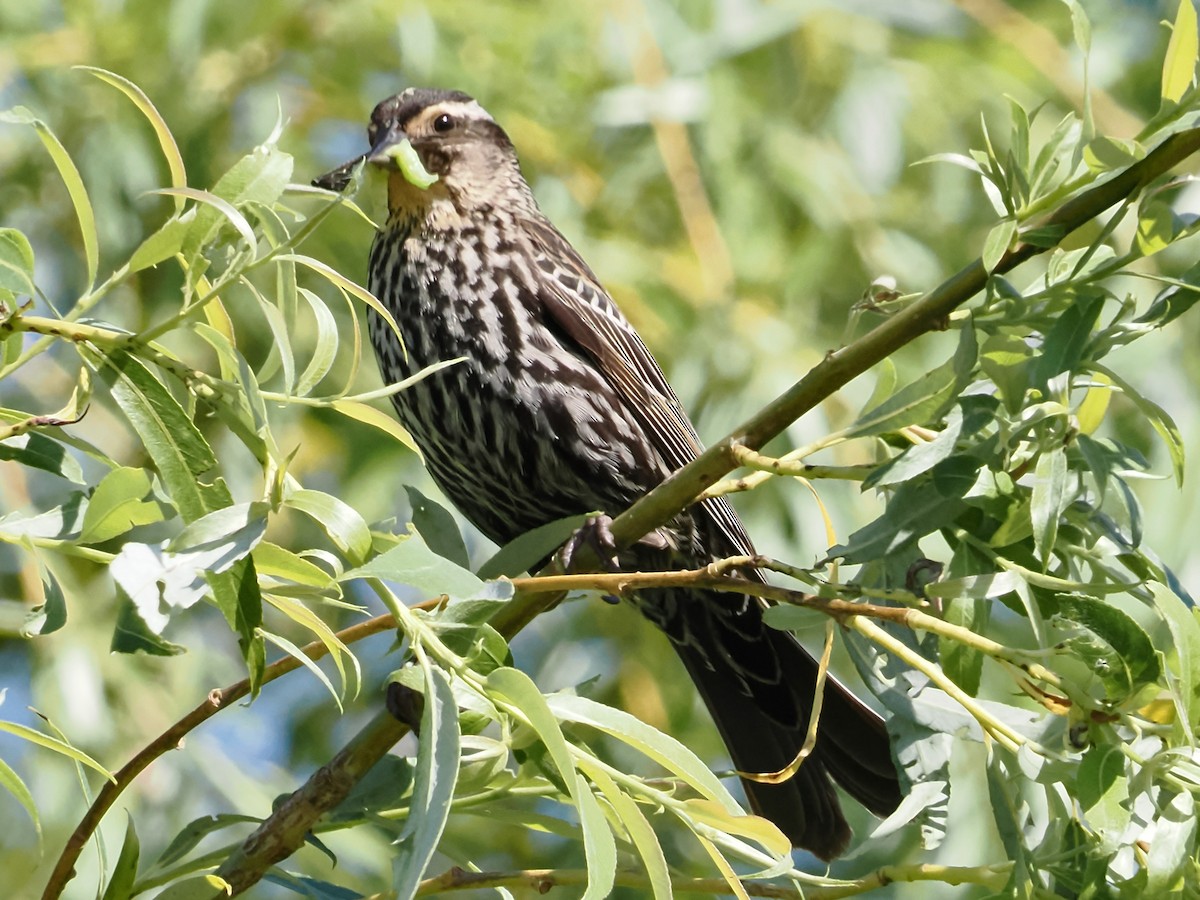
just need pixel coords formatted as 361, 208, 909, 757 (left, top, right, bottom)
392, 658, 460, 900
342, 532, 487, 600
848, 361, 957, 438
150, 875, 233, 899
0, 721, 113, 780
406, 486, 469, 569
22, 564, 68, 637
1162, 0, 1199, 103
128, 216, 189, 272
110, 593, 185, 655
153, 814, 261, 868
0, 227, 35, 294
0, 108, 98, 288
1093, 363, 1185, 485
265, 592, 357, 695
1055, 595, 1160, 694
1150, 582, 1200, 732
547, 693, 739, 810
1146, 791, 1197, 894
487, 667, 577, 791
330, 399, 421, 454
80, 466, 164, 544
576, 777, 618, 900
294, 287, 339, 396
1075, 744, 1129, 850
253, 541, 335, 588
476, 514, 587, 579
158, 187, 257, 252
0, 432, 86, 483
78, 67, 187, 199
100, 815, 140, 900
100, 350, 217, 522
585, 766, 671, 900
982, 217, 1016, 273
1031, 446, 1068, 565
277, 253, 403, 349
260, 628, 342, 710
286, 488, 372, 565
0, 756, 41, 843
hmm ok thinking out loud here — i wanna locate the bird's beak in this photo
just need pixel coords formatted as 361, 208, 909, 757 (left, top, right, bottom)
312, 125, 410, 193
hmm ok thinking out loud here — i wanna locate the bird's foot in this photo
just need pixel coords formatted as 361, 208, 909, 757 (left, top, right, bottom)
558, 513, 620, 574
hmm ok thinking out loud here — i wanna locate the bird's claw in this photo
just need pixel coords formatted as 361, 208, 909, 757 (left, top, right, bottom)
559, 513, 620, 574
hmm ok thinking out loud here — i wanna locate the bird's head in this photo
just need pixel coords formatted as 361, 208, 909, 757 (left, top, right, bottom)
315, 88, 531, 220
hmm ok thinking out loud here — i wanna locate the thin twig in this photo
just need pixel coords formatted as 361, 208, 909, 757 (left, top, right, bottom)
41, 610, 409, 900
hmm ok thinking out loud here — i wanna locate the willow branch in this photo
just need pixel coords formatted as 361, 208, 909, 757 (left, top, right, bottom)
41, 610, 408, 900
415, 861, 1013, 897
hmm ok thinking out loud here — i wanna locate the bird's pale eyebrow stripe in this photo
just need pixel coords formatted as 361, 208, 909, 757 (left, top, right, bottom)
412, 100, 491, 129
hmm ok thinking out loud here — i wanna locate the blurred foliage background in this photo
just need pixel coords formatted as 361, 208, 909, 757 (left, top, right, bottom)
2, 0, 1198, 896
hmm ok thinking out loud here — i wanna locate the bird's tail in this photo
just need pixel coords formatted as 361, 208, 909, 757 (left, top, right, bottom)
666, 588, 901, 860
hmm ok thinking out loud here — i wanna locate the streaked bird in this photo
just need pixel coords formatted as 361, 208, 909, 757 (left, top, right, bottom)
316, 88, 901, 859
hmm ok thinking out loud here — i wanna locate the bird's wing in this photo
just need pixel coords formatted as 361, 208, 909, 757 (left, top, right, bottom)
520, 215, 756, 560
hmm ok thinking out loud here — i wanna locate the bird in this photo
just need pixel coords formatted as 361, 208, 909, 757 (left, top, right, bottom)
315, 87, 901, 859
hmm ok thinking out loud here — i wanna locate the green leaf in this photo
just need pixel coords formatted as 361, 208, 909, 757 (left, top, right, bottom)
1150, 582, 1200, 733
78, 67, 187, 199
1054, 595, 1161, 696
866, 406, 964, 488
286, 488, 372, 565
100, 815, 140, 900
476, 514, 588, 579
261, 629, 342, 709
0, 432, 86, 483
329, 399, 421, 454
1136, 200, 1184, 257
162, 186, 258, 252
22, 565, 67, 637
847, 360, 958, 438
980, 334, 1032, 414
1162, 0, 1199, 103
150, 875, 233, 900
0, 494, 87, 540
406, 486, 470, 569
1075, 744, 1129, 850
1032, 292, 1104, 387
253, 541, 336, 588
1146, 791, 1196, 894
129, 216, 189, 272
342, 532, 499, 602
110, 593, 185, 655
184, 144, 293, 255
154, 814, 261, 868
0, 108, 98, 287
547, 693, 740, 811
940, 593, 989, 696
0, 755, 40, 844
80, 466, 165, 544
100, 350, 217, 522
294, 287, 339, 396
0, 720, 113, 781
0, 227, 35, 294
1081, 136, 1144, 174
576, 778, 618, 900
1093, 363, 1185, 486
982, 217, 1016, 273
828, 457, 977, 565
392, 658, 460, 900
585, 766, 671, 900
1030, 446, 1069, 565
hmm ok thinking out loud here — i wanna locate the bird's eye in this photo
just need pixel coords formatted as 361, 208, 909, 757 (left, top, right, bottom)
367, 122, 379, 143
432, 113, 455, 133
